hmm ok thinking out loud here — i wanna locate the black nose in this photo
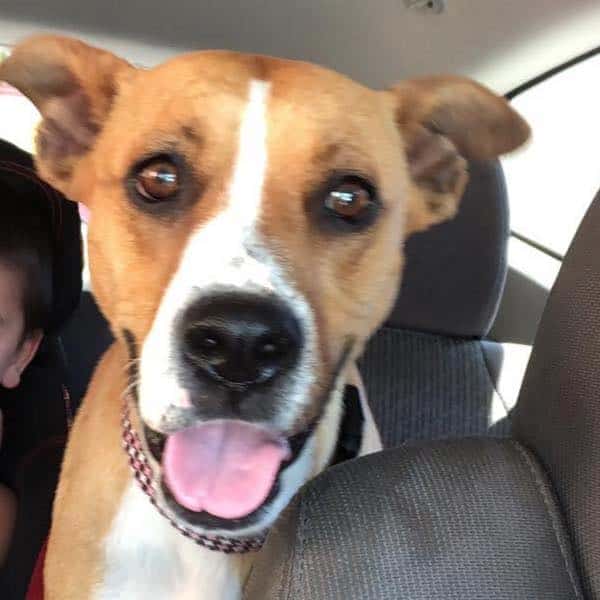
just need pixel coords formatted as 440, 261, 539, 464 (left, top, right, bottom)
180, 293, 303, 389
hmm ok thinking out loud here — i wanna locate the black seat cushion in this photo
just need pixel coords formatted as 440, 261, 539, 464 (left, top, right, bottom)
244, 439, 582, 600
60, 291, 113, 409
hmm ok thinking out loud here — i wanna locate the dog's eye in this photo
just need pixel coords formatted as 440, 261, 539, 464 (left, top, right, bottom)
135, 160, 179, 202
325, 181, 373, 220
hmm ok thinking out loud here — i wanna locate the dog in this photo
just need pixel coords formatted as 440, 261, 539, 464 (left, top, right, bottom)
0, 35, 529, 599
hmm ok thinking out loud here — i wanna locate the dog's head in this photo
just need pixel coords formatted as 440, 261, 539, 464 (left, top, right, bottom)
1, 36, 529, 537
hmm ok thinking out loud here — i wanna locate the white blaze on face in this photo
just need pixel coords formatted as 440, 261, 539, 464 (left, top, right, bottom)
138, 79, 317, 431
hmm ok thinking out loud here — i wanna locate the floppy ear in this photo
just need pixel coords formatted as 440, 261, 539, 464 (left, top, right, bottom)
0, 35, 133, 197
390, 76, 530, 233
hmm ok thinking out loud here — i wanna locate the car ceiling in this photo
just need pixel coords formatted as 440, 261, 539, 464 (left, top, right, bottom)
1, 1, 599, 93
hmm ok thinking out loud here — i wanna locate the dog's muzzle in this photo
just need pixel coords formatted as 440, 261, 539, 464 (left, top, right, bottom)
124, 291, 314, 532
148, 292, 307, 522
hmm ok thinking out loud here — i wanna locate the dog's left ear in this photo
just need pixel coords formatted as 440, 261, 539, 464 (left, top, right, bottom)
0, 35, 134, 198
389, 76, 530, 233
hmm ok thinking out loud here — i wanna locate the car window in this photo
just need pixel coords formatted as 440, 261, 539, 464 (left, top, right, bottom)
502, 51, 600, 258
0, 47, 39, 152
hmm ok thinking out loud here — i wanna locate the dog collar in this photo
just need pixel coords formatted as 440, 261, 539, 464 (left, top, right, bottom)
121, 384, 364, 554
330, 383, 365, 466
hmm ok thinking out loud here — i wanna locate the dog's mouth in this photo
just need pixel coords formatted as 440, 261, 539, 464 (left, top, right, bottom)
123, 326, 356, 533
143, 418, 314, 530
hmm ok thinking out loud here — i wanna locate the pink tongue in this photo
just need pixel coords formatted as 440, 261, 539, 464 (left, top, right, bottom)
162, 421, 290, 520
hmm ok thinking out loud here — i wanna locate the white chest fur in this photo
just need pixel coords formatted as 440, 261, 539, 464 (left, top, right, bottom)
95, 483, 245, 600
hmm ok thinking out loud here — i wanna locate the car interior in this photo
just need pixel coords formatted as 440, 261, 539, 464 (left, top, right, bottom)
1, 1, 600, 598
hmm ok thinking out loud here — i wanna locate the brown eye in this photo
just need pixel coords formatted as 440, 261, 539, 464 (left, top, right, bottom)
135, 160, 179, 202
325, 182, 373, 219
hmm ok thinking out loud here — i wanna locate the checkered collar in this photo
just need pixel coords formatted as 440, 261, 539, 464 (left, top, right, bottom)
121, 384, 364, 554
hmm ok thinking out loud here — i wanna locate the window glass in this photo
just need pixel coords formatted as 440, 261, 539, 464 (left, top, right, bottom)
0, 46, 40, 152
502, 52, 600, 257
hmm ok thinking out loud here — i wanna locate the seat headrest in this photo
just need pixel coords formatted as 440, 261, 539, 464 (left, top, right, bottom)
0, 139, 82, 334
388, 160, 509, 339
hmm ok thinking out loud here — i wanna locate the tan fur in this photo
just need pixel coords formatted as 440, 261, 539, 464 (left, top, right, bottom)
44, 345, 130, 597
0, 35, 529, 598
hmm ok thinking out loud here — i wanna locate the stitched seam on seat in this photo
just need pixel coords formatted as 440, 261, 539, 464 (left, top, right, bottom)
286, 496, 308, 600
511, 440, 583, 599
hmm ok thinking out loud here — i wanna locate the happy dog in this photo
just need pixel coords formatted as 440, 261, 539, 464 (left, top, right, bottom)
0, 35, 528, 598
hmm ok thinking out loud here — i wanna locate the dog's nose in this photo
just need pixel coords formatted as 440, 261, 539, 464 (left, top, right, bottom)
180, 293, 303, 389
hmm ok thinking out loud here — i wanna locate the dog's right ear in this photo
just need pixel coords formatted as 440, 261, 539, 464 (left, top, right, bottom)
389, 76, 530, 234
0, 35, 133, 196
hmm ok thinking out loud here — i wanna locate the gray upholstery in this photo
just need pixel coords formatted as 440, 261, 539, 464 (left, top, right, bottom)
388, 159, 509, 338
360, 329, 513, 446
514, 188, 600, 599
244, 439, 583, 600
360, 159, 527, 447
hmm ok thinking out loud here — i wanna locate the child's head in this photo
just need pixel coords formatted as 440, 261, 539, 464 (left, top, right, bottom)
0, 170, 53, 388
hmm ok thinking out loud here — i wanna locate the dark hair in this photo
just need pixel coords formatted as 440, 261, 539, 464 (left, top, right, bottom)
0, 168, 54, 338
0, 139, 83, 338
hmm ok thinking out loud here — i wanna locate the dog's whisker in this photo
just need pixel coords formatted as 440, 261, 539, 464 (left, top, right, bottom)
121, 378, 141, 401
122, 358, 141, 374
123, 377, 140, 393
